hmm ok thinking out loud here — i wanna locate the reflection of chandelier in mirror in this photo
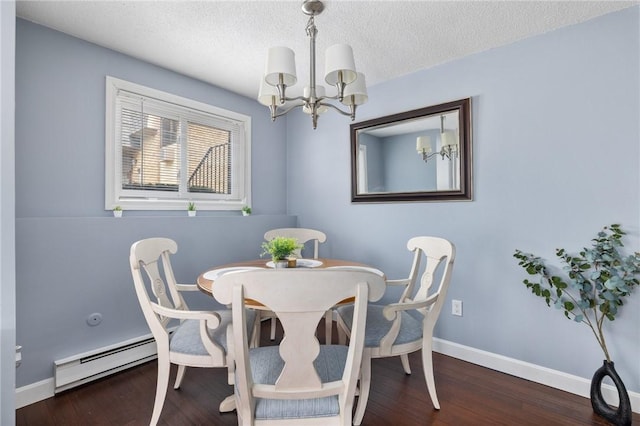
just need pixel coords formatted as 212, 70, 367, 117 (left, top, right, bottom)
257, 0, 368, 130
416, 115, 459, 163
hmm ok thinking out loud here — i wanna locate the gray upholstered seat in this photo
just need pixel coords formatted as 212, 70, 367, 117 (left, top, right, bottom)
170, 310, 256, 356
250, 345, 346, 420
336, 305, 423, 348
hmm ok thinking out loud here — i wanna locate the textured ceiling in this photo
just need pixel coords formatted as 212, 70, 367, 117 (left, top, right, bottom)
16, 1, 638, 100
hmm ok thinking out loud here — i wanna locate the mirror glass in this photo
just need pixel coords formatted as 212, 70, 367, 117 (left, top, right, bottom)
351, 98, 472, 202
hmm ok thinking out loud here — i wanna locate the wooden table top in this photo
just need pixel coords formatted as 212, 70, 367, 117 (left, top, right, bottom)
197, 258, 382, 308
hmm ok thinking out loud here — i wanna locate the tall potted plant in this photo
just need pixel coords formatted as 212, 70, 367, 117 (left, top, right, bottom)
514, 224, 640, 426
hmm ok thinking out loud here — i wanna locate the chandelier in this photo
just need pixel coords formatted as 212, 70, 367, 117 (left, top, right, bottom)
257, 0, 368, 129
416, 115, 459, 163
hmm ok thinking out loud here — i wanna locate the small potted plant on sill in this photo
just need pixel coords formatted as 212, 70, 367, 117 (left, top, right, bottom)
261, 236, 302, 268
112, 206, 123, 218
187, 202, 196, 217
241, 206, 252, 216
514, 224, 640, 426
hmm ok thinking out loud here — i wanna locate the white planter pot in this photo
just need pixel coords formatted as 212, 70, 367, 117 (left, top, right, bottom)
188, 211, 196, 217
113, 210, 122, 218
273, 260, 288, 269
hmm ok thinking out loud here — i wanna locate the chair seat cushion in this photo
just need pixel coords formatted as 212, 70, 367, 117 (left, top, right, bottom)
248, 344, 347, 420
170, 309, 256, 356
336, 304, 423, 347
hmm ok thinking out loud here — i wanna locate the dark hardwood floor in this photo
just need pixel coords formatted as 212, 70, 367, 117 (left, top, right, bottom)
17, 321, 638, 425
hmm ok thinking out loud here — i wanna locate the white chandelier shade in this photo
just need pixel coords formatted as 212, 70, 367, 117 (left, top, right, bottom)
441, 130, 458, 147
257, 79, 279, 106
416, 136, 432, 154
341, 72, 368, 106
324, 44, 357, 87
264, 47, 297, 87
303, 86, 329, 114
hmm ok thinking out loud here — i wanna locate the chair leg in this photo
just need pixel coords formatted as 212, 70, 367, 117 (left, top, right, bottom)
400, 353, 411, 374
219, 395, 236, 412
250, 313, 261, 348
336, 315, 349, 345
353, 353, 372, 426
151, 353, 170, 426
174, 364, 187, 389
324, 310, 333, 343
270, 317, 277, 340
421, 341, 440, 409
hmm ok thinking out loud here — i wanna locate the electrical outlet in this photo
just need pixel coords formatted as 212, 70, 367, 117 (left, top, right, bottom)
452, 299, 463, 316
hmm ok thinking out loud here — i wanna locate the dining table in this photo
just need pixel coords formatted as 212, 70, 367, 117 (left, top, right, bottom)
197, 257, 383, 299
196, 257, 385, 343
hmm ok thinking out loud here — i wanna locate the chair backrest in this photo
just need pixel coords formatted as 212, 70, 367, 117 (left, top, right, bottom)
401, 236, 456, 332
212, 269, 385, 424
263, 228, 327, 258
129, 238, 188, 339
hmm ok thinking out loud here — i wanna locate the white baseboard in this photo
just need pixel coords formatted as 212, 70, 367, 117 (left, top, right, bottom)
15, 378, 54, 409
432, 337, 640, 414
16, 338, 639, 414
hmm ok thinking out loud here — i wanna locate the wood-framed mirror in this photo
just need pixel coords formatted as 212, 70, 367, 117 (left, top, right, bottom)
351, 98, 472, 202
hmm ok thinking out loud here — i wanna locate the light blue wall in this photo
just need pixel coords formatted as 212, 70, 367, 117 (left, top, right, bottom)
1, 2, 16, 424
14, 19, 294, 387
382, 130, 437, 192
287, 6, 640, 394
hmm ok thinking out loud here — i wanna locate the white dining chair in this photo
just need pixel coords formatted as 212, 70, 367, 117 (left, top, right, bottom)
212, 269, 385, 426
129, 237, 255, 425
262, 228, 329, 341
336, 236, 456, 425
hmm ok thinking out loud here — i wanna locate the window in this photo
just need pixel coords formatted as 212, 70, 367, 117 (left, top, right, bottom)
105, 76, 251, 211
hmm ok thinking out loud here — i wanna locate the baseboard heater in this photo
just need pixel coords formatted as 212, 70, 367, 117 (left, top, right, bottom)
54, 333, 159, 393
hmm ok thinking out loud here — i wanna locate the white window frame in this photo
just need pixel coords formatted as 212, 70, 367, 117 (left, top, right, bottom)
105, 76, 251, 211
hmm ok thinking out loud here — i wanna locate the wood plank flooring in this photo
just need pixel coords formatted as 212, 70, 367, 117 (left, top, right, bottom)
17, 321, 639, 425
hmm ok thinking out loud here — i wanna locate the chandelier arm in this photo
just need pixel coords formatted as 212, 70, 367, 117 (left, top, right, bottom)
425, 152, 438, 160
318, 102, 352, 117
272, 103, 306, 118
317, 94, 339, 101
282, 95, 308, 103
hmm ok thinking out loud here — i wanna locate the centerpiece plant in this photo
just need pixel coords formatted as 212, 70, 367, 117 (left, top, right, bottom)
513, 224, 640, 425
261, 236, 302, 263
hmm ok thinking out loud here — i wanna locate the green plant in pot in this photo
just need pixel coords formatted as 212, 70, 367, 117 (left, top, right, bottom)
187, 202, 196, 216
514, 224, 640, 426
261, 236, 302, 267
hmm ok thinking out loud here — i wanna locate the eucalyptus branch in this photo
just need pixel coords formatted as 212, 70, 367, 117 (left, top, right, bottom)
514, 224, 640, 362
